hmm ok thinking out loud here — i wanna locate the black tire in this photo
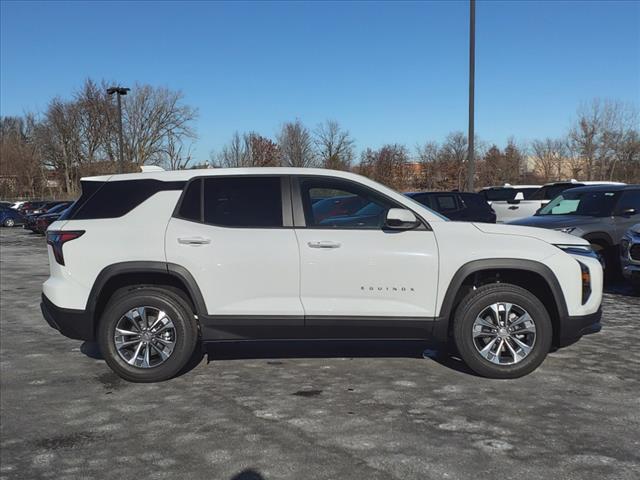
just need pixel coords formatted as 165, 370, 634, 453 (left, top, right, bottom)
452, 283, 552, 379
4, 218, 15, 227
98, 287, 199, 382
590, 242, 617, 283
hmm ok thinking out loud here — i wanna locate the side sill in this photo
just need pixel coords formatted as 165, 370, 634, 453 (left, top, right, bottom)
200, 315, 436, 341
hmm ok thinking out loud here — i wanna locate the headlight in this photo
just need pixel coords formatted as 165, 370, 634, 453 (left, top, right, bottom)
555, 227, 576, 234
555, 244, 599, 260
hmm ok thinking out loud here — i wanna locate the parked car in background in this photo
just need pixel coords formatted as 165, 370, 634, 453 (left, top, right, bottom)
478, 184, 541, 203
0, 207, 26, 227
24, 202, 73, 232
489, 180, 625, 223
310, 194, 369, 222
620, 223, 640, 293
34, 207, 71, 234
509, 184, 640, 274
18, 201, 48, 215
406, 191, 496, 223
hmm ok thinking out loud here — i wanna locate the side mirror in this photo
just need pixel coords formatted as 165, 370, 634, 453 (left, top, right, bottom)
616, 207, 637, 217
385, 208, 420, 230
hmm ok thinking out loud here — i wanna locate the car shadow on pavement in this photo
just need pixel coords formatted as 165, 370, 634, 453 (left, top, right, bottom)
604, 281, 639, 297
81, 340, 479, 378
203, 339, 479, 377
80, 341, 103, 359
230, 470, 266, 480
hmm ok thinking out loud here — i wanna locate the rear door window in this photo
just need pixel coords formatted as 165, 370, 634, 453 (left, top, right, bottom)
434, 194, 459, 213
202, 177, 283, 227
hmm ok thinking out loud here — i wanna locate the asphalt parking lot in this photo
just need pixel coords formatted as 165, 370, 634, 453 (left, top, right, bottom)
1, 227, 639, 480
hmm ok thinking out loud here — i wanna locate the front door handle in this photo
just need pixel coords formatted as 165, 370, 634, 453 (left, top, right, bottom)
178, 236, 211, 245
307, 240, 341, 249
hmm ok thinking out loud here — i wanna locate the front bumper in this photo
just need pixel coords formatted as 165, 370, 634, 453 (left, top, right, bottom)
41, 294, 94, 341
557, 307, 602, 347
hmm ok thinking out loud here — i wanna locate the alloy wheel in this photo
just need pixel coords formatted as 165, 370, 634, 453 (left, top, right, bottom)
472, 302, 536, 365
113, 306, 177, 368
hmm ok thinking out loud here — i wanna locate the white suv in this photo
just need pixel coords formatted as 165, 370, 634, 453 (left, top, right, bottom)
42, 168, 603, 382
490, 180, 626, 223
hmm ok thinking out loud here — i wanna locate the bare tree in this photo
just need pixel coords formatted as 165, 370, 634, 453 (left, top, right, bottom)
122, 84, 198, 166
160, 134, 193, 170
359, 144, 409, 190
0, 115, 45, 198
37, 98, 84, 195
314, 120, 354, 170
568, 99, 639, 181
277, 120, 317, 167
215, 131, 251, 168
215, 132, 280, 168
415, 141, 440, 190
531, 138, 566, 181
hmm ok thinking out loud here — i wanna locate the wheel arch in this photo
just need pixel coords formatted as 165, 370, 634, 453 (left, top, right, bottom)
87, 262, 207, 338
433, 259, 568, 346
583, 231, 614, 248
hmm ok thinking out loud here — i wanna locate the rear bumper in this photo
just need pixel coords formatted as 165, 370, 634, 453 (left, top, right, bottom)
557, 307, 602, 347
41, 294, 94, 341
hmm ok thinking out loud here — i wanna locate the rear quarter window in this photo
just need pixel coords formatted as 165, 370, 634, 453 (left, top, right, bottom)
67, 179, 185, 220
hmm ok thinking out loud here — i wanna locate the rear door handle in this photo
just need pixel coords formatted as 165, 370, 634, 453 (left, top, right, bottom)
307, 240, 341, 249
178, 236, 211, 245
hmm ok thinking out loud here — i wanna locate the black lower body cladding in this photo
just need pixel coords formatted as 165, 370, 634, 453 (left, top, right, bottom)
41, 294, 95, 341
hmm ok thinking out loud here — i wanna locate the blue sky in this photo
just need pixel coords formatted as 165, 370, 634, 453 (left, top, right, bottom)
1, 0, 639, 162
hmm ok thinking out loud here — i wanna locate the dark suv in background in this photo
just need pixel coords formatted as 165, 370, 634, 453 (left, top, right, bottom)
406, 191, 496, 223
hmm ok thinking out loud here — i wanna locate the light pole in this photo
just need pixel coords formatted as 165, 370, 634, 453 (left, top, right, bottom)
466, 0, 476, 191
107, 86, 130, 173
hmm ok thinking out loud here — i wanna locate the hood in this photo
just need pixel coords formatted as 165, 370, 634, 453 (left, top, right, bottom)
508, 214, 596, 229
473, 222, 589, 246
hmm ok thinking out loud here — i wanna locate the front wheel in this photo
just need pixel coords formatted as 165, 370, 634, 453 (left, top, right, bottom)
3, 218, 15, 227
453, 283, 552, 379
98, 287, 199, 382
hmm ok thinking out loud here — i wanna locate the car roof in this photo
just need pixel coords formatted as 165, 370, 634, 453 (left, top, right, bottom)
559, 184, 639, 193
407, 191, 478, 196
83, 167, 376, 183
541, 179, 626, 187
479, 184, 541, 190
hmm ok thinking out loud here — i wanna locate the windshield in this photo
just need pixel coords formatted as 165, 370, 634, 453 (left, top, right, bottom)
538, 190, 620, 216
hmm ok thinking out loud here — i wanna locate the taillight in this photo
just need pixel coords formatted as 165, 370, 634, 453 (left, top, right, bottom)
46, 230, 85, 266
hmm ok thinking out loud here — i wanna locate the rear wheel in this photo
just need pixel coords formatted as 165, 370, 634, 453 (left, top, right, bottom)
98, 287, 199, 382
4, 218, 15, 227
453, 283, 552, 378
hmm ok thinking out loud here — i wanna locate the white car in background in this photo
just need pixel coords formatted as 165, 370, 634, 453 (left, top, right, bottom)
478, 184, 541, 206
489, 180, 626, 223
